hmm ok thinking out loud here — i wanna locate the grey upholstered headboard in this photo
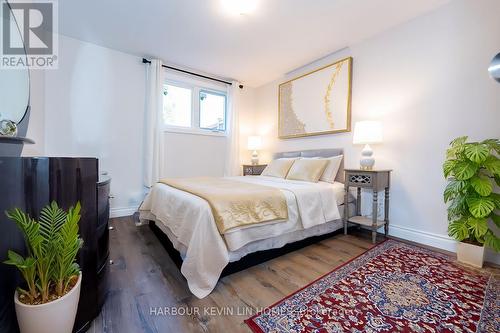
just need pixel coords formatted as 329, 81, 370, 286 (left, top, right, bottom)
272, 148, 344, 182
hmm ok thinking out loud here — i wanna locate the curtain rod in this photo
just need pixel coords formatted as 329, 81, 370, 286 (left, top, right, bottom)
142, 58, 233, 86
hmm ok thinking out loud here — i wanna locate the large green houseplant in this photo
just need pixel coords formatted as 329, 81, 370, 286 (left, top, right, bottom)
3, 202, 83, 333
443, 137, 500, 266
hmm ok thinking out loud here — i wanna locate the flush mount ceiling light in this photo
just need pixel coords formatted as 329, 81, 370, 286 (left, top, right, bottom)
221, 0, 258, 15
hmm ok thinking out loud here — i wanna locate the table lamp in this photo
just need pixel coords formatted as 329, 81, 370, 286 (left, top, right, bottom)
247, 136, 262, 165
353, 121, 383, 170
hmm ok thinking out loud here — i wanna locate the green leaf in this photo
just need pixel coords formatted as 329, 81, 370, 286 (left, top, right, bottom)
446, 148, 455, 159
53, 202, 83, 296
448, 219, 470, 241
443, 179, 467, 203
470, 176, 492, 196
4, 250, 26, 267
443, 160, 457, 178
483, 155, 500, 176
464, 144, 490, 164
482, 138, 500, 154
467, 217, 489, 239
447, 196, 469, 220
495, 175, 500, 187
451, 136, 468, 147
491, 214, 500, 228
5, 208, 42, 258
491, 192, 500, 209
484, 230, 500, 252
452, 161, 478, 180
467, 197, 496, 218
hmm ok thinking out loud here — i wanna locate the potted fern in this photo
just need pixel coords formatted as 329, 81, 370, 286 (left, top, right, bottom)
3, 202, 83, 333
443, 137, 500, 267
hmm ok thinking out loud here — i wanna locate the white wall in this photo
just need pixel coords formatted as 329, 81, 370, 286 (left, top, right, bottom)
23, 34, 257, 216
22, 70, 45, 156
161, 132, 227, 177
254, 0, 500, 262
37, 35, 147, 216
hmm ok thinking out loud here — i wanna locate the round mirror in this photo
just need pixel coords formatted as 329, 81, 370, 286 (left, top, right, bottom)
0, 0, 30, 124
489, 53, 500, 83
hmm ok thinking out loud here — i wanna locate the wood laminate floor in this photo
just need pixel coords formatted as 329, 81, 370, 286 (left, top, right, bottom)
91, 216, 498, 333
89, 216, 382, 333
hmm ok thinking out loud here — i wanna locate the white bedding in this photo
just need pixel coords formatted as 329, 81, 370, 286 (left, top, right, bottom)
139, 176, 345, 298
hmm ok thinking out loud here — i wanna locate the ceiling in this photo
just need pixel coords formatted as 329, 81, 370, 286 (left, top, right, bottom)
58, 0, 451, 87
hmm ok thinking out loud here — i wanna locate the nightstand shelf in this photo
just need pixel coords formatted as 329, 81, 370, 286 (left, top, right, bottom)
343, 169, 392, 244
243, 164, 267, 176
347, 216, 386, 228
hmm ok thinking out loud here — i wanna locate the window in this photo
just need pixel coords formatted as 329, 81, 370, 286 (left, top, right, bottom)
199, 90, 226, 131
162, 79, 227, 135
163, 84, 192, 127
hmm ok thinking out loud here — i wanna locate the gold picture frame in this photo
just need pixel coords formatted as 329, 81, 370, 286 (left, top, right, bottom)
278, 57, 353, 139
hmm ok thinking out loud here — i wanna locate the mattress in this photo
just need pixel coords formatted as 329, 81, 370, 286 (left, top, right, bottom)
139, 175, 351, 298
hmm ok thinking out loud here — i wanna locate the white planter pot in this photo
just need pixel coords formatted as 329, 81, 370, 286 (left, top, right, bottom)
14, 274, 82, 333
457, 242, 485, 268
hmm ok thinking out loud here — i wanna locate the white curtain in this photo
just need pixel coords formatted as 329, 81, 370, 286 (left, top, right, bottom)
224, 81, 242, 176
143, 59, 164, 188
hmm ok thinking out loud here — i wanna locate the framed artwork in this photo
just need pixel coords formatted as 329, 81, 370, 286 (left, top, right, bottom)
278, 57, 353, 139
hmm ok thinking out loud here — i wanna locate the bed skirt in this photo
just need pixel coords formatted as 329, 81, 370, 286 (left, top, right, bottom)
148, 202, 356, 278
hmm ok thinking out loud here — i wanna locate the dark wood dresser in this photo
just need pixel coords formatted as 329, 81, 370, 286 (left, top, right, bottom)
0, 157, 110, 333
95, 174, 111, 315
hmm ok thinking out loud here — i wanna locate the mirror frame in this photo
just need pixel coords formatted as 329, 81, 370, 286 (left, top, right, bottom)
2, 0, 31, 125
489, 53, 500, 84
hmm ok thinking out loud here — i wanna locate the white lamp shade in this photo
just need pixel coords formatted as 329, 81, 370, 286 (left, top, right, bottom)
247, 136, 262, 150
353, 121, 383, 144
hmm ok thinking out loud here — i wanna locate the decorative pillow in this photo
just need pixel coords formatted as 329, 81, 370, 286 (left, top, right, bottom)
319, 155, 343, 183
261, 158, 296, 178
286, 159, 328, 182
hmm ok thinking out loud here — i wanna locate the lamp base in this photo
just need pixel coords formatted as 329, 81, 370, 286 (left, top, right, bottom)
360, 144, 375, 170
251, 150, 259, 165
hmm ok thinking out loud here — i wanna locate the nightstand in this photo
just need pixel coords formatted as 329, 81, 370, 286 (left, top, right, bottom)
243, 164, 267, 176
343, 169, 392, 243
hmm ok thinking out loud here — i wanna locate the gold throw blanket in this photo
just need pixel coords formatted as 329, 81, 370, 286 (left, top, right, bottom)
159, 177, 288, 234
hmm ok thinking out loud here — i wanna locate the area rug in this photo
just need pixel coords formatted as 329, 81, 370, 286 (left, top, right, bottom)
245, 240, 499, 333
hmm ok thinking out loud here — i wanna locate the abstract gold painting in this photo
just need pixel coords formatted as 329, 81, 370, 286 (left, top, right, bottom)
278, 57, 352, 139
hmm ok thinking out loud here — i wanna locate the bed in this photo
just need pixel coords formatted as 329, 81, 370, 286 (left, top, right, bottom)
139, 149, 355, 298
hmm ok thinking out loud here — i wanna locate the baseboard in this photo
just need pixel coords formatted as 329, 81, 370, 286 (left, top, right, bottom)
110, 206, 138, 218
389, 224, 500, 265
389, 224, 457, 252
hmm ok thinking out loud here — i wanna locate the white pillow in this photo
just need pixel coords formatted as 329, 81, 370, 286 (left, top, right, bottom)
261, 158, 297, 178
286, 159, 329, 182
319, 155, 343, 183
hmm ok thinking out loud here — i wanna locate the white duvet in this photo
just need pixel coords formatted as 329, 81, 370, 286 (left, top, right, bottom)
139, 176, 342, 298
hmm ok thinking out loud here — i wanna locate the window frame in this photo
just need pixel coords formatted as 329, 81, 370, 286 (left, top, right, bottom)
198, 89, 228, 132
162, 77, 228, 137
162, 80, 194, 130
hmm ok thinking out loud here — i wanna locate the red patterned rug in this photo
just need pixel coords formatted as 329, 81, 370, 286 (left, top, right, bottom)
245, 240, 499, 333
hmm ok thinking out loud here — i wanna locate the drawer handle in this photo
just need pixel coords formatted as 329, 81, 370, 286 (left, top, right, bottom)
109, 226, 114, 231
108, 195, 115, 199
